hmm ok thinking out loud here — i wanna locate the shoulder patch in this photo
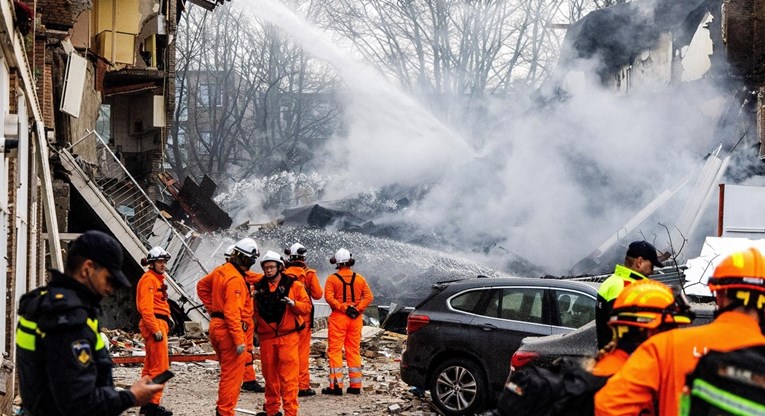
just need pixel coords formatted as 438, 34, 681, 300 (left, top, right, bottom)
71, 339, 93, 367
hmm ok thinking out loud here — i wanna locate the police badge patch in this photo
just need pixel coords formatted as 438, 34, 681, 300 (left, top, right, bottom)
71, 340, 92, 367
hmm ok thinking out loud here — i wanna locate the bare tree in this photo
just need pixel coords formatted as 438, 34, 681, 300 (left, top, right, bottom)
317, 0, 598, 127
171, 4, 340, 185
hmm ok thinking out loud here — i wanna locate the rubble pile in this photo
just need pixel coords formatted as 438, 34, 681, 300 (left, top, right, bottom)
102, 328, 214, 357
108, 326, 438, 415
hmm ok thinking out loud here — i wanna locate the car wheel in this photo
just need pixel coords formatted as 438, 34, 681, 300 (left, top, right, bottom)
429, 358, 487, 416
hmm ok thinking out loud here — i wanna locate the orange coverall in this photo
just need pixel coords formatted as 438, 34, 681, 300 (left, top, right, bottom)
243, 270, 263, 383
591, 348, 629, 377
324, 268, 373, 389
595, 311, 765, 416
284, 264, 323, 390
136, 269, 171, 405
253, 274, 310, 416
202, 262, 250, 416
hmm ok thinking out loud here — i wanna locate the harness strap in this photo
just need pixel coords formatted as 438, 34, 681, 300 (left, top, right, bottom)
334, 272, 357, 303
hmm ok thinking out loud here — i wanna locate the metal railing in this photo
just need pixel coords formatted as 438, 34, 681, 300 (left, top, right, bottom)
64, 130, 210, 310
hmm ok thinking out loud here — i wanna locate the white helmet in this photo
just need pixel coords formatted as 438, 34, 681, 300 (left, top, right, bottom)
146, 246, 171, 262
223, 244, 235, 260
233, 238, 259, 259
330, 248, 354, 266
284, 243, 307, 259
260, 250, 284, 267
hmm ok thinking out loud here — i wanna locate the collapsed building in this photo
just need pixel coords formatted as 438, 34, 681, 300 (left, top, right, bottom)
556, 0, 765, 275
2, 0, 765, 412
0, 0, 231, 411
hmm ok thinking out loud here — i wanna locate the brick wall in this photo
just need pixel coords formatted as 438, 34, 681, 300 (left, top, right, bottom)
37, 0, 93, 31
723, 0, 754, 77
755, 0, 765, 81
33, 35, 54, 129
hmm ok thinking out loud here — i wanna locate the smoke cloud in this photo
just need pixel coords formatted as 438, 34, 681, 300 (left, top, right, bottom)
233, 0, 740, 274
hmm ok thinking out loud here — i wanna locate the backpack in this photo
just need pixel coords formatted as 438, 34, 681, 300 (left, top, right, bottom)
493, 358, 607, 416
680, 345, 765, 416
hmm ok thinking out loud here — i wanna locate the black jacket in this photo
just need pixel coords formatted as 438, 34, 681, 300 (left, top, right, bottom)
15, 270, 135, 416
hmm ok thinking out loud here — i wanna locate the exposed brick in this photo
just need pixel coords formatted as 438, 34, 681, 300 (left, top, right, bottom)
36, 0, 92, 31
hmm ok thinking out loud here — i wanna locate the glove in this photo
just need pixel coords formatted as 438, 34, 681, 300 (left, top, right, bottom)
236, 344, 246, 355
281, 297, 295, 306
345, 305, 360, 319
153, 331, 163, 342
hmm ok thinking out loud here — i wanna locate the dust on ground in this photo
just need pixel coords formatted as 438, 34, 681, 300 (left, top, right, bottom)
113, 329, 438, 416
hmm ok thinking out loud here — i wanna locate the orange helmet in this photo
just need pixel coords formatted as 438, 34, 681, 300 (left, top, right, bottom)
609, 280, 693, 329
708, 247, 765, 309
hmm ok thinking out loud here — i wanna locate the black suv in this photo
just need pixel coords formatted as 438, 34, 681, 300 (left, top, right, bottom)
400, 277, 598, 415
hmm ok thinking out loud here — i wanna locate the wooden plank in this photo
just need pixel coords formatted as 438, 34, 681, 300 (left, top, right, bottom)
112, 353, 221, 365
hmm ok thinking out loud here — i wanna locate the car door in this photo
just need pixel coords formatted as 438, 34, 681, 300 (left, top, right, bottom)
467, 286, 552, 392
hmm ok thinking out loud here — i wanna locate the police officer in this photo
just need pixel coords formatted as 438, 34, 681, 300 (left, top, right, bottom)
595, 240, 663, 348
15, 230, 163, 416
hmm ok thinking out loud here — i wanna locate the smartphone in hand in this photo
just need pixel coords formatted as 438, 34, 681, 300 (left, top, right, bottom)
150, 370, 175, 385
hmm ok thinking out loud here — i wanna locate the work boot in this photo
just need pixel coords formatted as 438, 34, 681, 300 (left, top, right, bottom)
346, 387, 361, 395
321, 385, 343, 396
298, 388, 316, 397
242, 380, 266, 393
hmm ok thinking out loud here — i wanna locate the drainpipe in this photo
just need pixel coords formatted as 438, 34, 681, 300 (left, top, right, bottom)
718, 183, 725, 237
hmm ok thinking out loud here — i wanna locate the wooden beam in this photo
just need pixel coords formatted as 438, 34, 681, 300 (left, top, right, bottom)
112, 353, 226, 365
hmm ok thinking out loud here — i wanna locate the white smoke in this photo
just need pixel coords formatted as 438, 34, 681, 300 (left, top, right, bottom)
229, 0, 736, 274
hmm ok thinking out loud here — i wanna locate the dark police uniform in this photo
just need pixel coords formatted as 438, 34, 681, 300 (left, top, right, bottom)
15, 270, 136, 416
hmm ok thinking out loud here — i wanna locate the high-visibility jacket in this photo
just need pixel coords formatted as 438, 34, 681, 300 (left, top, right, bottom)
206, 262, 251, 416
136, 269, 171, 334
242, 270, 263, 320
325, 268, 374, 389
595, 311, 765, 416
208, 262, 250, 346
16, 270, 135, 416
325, 268, 373, 315
242, 271, 263, 382
136, 268, 172, 405
596, 264, 647, 348
253, 273, 311, 342
196, 267, 217, 312
591, 348, 629, 377
285, 264, 323, 317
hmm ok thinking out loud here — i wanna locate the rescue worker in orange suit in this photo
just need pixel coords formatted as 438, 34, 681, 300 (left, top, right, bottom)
252, 251, 310, 416
322, 248, 374, 395
595, 247, 765, 416
489, 280, 693, 416
243, 257, 266, 393
136, 247, 174, 416
596, 240, 663, 349
197, 238, 259, 416
197, 245, 265, 393
283, 243, 323, 397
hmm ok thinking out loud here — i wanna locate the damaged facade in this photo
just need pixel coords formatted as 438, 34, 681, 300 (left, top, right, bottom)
560, 0, 765, 273
1, 0, 230, 412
